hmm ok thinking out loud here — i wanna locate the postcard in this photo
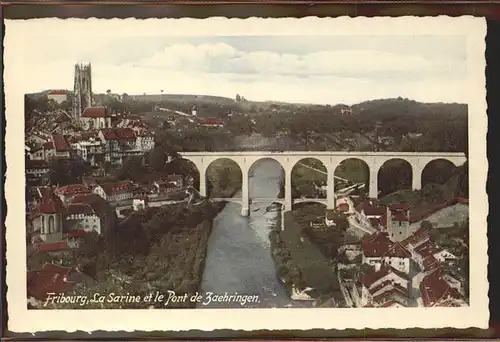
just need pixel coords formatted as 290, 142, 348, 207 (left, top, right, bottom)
4, 16, 488, 332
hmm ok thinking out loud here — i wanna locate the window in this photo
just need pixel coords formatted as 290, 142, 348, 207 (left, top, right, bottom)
41, 216, 45, 234
48, 215, 55, 233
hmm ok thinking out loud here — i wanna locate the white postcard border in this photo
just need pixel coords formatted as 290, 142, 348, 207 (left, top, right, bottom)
5, 16, 489, 332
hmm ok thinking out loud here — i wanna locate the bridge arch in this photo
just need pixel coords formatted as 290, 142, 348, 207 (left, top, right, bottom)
334, 158, 370, 197
165, 157, 200, 193
291, 158, 328, 200
247, 157, 286, 200
205, 158, 243, 198
377, 158, 413, 197
292, 201, 327, 212
421, 158, 458, 188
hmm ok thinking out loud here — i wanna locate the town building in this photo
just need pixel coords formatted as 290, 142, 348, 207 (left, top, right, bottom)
360, 265, 411, 308
70, 132, 105, 167
355, 199, 387, 230
99, 128, 143, 166
29, 188, 65, 243
419, 267, 467, 307
135, 131, 155, 152
26, 160, 50, 186
27, 263, 93, 307
386, 203, 411, 241
67, 193, 116, 236
133, 195, 149, 211
51, 134, 72, 159
80, 107, 112, 130
47, 89, 68, 104
55, 184, 91, 203
361, 232, 411, 274
93, 181, 134, 202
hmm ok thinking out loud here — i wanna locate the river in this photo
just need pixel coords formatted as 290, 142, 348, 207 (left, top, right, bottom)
198, 159, 313, 308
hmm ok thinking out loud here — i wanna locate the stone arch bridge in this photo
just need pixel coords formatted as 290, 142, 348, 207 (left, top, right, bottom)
180, 151, 466, 216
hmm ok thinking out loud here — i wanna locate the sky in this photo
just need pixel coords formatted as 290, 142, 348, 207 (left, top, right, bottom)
15, 22, 467, 105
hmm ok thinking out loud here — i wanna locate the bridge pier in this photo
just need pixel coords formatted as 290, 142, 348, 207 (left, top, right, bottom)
284, 169, 293, 212
199, 166, 207, 197
412, 165, 423, 190
326, 166, 335, 210
241, 167, 249, 217
369, 168, 379, 199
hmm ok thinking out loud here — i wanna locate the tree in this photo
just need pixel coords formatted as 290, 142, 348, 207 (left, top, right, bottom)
115, 156, 146, 181
420, 220, 434, 231
147, 147, 167, 172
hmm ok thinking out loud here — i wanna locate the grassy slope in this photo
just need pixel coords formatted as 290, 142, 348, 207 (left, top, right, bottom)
281, 211, 339, 297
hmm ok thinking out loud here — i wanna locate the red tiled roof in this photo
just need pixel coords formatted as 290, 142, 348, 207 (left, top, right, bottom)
362, 265, 410, 289
368, 279, 408, 296
385, 242, 412, 259
82, 107, 108, 118
70, 193, 112, 218
414, 240, 442, 258
65, 230, 89, 238
35, 241, 70, 253
115, 128, 136, 140
66, 203, 95, 216
361, 232, 392, 257
43, 141, 55, 150
199, 118, 224, 125
391, 212, 410, 222
373, 287, 409, 304
38, 188, 66, 214
26, 160, 50, 169
389, 203, 410, 211
27, 263, 74, 300
52, 134, 71, 152
401, 226, 430, 247
422, 255, 441, 271
420, 268, 465, 307
56, 184, 91, 196
357, 199, 386, 216
98, 182, 133, 196
48, 89, 68, 95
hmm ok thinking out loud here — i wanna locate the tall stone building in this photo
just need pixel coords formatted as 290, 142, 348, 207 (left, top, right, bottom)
72, 63, 93, 119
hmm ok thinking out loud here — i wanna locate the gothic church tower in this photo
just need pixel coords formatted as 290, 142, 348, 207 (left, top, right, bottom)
72, 63, 93, 119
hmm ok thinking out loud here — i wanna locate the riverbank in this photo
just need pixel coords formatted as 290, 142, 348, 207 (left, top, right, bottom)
38, 200, 224, 309
268, 206, 341, 306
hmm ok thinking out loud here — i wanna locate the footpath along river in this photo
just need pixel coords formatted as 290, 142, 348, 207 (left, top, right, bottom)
197, 159, 313, 308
